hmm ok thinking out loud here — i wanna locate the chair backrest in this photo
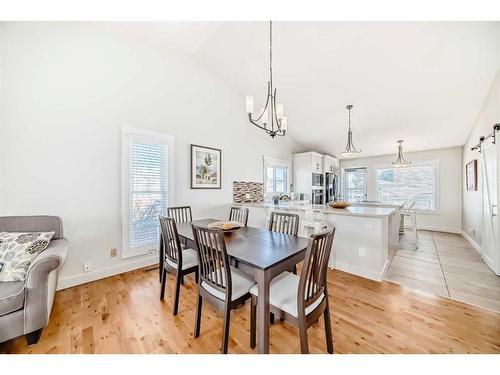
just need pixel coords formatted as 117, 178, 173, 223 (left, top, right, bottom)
191, 224, 232, 299
229, 206, 249, 226
159, 216, 183, 266
268, 211, 299, 236
0, 215, 64, 240
167, 206, 192, 223
298, 228, 335, 316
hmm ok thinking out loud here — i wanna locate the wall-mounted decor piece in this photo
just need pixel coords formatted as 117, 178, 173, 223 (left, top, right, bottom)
466, 159, 477, 191
191, 144, 222, 189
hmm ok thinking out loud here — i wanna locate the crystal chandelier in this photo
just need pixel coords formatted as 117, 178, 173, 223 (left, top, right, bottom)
339, 105, 361, 158
393, 140, 411, 168
245, 21, 287, 138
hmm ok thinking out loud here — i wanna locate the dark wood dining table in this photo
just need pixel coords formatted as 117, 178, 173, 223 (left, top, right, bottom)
160, 218, 309, 353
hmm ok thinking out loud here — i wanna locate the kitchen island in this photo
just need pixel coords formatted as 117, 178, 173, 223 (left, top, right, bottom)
232, 201, 401, 281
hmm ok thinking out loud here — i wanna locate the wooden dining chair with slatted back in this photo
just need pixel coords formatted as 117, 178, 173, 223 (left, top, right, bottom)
268, 211, 300, 274
191, 224, 256, 354
249, 228, 336, 354
229, 206, 249, 226
268, 211, 300, 236
167, 206, 192, 224
159, 216, 198, 315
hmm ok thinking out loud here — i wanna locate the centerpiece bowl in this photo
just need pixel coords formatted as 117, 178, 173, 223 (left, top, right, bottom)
207, 220, 243, 233
329, 201, 351, 209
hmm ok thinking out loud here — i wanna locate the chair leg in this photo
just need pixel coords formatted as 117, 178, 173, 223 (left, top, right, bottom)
221, 307, 231, 354
172, 274, 182, 315
250, 296, 257, 349
194, 293, 203, 338
194, 270, 199, 284
298, 321, 309, 354
25, 328, 43, 345
180, 275, 184, 285
160, 268, 167, 300
324, 304, 334, 354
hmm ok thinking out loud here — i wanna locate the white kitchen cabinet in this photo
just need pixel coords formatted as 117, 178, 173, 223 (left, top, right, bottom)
311, 153, 324, 173
324, 155, 339, 173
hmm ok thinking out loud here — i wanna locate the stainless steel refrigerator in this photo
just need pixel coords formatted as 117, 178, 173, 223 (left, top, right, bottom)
325, 172, 339, 203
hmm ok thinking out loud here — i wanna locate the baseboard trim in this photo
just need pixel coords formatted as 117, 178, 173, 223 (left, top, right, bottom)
461, 231, 481, 254
332, 261, 384, 282
411, 225, 462, 234
57, 256, 158, 290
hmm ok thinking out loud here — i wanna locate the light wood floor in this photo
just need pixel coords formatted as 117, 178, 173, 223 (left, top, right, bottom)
1, 265, 499, 354
386, 231, 500, 312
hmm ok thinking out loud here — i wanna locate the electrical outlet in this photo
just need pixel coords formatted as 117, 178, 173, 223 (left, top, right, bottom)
358, 247, 367, 258
110, 248, 118, 257
148, 248, 157, 255
83, 262, 92, 273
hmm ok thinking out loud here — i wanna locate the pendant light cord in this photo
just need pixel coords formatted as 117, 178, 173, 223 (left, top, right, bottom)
269, 20, 273, 92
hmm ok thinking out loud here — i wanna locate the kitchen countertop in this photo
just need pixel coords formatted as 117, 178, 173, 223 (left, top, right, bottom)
233, 201, 397, 218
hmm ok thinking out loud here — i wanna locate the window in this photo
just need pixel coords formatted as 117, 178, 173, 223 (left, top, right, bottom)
122, 128, 174, 258
344, 168, 367, 202
375, 161, 438, 211
263, 156, 290, 194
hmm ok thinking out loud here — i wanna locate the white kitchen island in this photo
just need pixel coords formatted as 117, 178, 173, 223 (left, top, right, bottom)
232, 201, 401, 281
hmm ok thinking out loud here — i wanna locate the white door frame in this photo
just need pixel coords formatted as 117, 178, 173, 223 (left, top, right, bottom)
481, 140, 499, 275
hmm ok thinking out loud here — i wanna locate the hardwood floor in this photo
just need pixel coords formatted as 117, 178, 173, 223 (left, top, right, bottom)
386, 231, 500, 312
1, 265, 499, 354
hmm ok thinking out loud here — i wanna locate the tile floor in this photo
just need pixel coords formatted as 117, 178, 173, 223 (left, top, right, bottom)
385, 230, 500, 312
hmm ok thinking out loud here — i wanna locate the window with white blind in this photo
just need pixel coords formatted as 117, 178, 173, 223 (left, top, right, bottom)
122, 128, 174, 258
375, 161, 439, 212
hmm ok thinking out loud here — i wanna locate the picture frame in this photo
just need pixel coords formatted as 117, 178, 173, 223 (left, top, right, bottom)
191, 144, 222, 189
466, 159, 477, 191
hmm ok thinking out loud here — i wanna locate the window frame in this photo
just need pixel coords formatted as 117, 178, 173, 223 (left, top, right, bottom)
263, 156, 291, 195
121, 127, 175, 259
343, 167, 367, 202
374, 159, 440, 214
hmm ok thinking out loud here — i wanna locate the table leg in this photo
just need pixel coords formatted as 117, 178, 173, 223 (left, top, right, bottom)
256, 270, 271, 354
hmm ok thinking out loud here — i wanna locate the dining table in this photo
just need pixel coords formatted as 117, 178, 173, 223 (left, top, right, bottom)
159, 218, 309, 354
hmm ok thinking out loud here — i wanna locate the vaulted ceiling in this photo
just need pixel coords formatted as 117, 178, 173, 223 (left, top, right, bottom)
105, 21, 500, 157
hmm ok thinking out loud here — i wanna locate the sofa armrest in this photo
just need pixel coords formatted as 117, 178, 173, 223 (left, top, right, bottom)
23, 238, 68, 334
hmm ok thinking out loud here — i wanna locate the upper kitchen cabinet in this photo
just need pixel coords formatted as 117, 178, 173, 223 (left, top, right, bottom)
311, 152, 324, 173
324, 154, 339, 173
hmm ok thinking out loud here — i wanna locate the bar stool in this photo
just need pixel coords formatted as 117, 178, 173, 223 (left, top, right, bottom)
400, 201, 418, 249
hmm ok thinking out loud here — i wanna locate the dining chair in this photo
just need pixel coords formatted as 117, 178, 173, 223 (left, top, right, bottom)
167, 206, 192, 223
249, 228, 336, 354
229, 206, 249, 226
268, 211, 300, 236
191, 224, 256, 354
159, 216, 198, 315
268, 211, 300, 275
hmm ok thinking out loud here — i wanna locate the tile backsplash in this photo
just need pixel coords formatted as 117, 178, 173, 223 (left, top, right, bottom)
233, 181, 264, 203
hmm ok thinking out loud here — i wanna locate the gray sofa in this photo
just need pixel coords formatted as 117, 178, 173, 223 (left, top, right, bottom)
0, 216, 68, 345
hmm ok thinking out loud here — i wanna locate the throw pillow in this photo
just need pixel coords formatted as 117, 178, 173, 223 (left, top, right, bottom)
0, 231, 55, 282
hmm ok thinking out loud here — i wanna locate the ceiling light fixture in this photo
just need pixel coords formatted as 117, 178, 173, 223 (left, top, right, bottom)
245, 21, 287, 138
392, 140, 411, 168
339, 105, 361, 158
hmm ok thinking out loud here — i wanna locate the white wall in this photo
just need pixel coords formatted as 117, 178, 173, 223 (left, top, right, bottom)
0, 23, 299, 288
340, 147, 463, 233
462, 70, 500, 247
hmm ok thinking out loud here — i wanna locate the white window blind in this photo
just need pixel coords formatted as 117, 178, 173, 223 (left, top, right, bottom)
376, 161, 438, 211
122, 129, 173, 258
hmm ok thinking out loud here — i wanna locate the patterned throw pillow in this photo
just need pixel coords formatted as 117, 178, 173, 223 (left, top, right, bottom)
0, 231, 55, 282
